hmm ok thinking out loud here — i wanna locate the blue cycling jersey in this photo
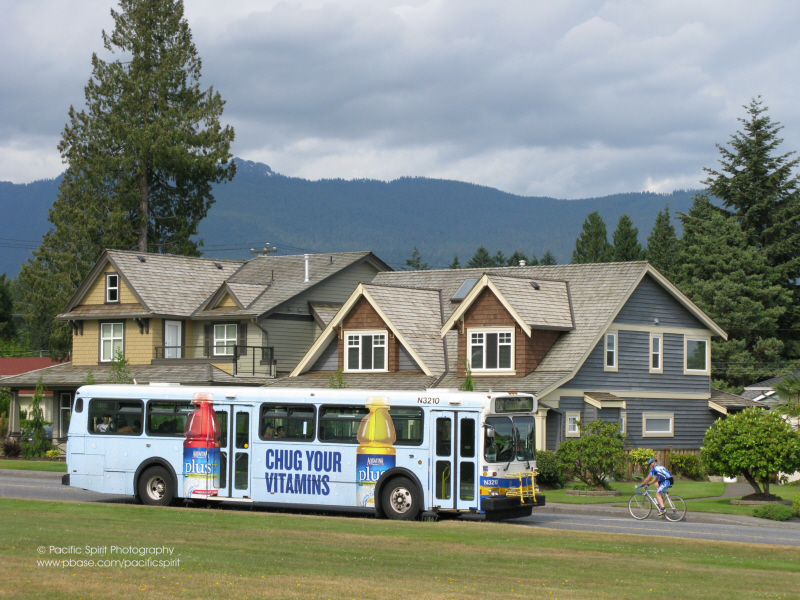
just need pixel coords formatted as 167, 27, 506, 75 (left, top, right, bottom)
649, 465, 672, 482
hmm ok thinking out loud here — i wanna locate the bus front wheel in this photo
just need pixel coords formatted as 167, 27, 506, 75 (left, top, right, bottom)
382, 477, 421, 521
138, 466, 175, 507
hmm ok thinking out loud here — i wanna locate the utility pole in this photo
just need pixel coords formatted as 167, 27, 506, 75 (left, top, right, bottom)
250, 242, 277, 257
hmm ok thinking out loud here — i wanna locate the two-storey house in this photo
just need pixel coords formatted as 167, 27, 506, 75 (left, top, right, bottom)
2, 249, 389, 445
283, 262, 754, 452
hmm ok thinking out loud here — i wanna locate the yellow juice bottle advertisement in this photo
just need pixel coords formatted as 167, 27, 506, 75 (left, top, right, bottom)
356, 396, 396, 507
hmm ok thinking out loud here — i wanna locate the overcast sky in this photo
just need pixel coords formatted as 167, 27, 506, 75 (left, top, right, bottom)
1, 0, 799, 199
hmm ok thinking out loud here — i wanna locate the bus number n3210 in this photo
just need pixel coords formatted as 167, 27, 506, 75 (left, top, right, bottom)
417, 397, 439, 404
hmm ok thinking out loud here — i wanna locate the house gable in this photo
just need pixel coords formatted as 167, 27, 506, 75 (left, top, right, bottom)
614, 274, 705, 329
456, 287, 560, 377
216, 293, 240, 309
339, 296, 398, 372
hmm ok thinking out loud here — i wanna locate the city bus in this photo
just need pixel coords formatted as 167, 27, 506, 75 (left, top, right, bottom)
63, 384, 544, 521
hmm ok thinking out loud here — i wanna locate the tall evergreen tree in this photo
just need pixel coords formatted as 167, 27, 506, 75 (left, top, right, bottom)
673, 195, 792, 390
18, 0, 234, 358
0, 274, 14, 341
612, 214, 644, 261
449, 255, 461, 269
572, 212, 612, 264
507, 251, 537, 266
540, 250, 557, 265
702, 98, 800, 356
403, 247, 429, 270
645, 204, 678, 276
493, 250, 507, 267
467, 246, 496, 268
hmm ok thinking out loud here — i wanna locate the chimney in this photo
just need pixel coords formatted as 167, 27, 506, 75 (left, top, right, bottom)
304, 254, 310, 282
519, 259, 526, 267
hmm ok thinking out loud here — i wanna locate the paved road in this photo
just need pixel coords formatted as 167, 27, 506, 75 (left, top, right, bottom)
4, 470, 799, 547
510, 510, 800, 547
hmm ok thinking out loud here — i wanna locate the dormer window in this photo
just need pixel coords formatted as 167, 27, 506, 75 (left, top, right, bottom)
106, 273, 120, 303
468, 328, 513, 371
345, 331, 387, 372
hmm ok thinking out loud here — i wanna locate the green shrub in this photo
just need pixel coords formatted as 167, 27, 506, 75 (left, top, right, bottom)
535, 450, 565, 487
556, 420, 626, 488
669, 453, 703, 479
752, 503, 796, 521
628, 448, 657, 476
2, 437, 22, 457
793, 494, 800, 516
570, 482, 593, 491
45, 449, 62, 459
20, 378, 56, 458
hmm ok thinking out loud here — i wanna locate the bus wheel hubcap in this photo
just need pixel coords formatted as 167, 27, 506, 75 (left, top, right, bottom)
390, 487, 412, 513
147, 476, 166, 500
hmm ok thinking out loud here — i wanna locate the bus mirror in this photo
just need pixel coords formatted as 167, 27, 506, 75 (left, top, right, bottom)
484, 424, 495, 439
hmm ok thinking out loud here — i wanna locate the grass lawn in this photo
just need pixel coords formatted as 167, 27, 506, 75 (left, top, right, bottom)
544, 480, 725, 504
3, 498, 799, 600
686, 484, 800, 517
0, 458, 67, 472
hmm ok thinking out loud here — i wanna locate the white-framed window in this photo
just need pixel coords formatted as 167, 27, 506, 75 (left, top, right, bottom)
650, 333, 663, 374
468, 328, 514, 372
684, 336, 710, 375
619, 411, 627, 435
106, 273, 119, 303
345, 330, 387, 372
642, 413, 674, 438
604, 331, 618, 372
100, 322, 123, 362
565, 411, 581, 438
59, 393, 72, 438
214, 324, 238, 356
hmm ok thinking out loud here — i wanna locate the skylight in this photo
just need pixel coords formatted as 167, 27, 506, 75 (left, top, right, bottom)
451, 278, 479, 301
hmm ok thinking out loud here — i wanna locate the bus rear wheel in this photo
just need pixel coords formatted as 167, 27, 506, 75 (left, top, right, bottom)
138, 466, 175, 507
382, 477, 421, 521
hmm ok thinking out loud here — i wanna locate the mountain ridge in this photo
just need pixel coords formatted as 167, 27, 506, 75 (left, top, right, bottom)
0, 159, 700, 276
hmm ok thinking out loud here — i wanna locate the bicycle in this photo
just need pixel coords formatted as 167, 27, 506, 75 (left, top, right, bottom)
628, 484, 686, 521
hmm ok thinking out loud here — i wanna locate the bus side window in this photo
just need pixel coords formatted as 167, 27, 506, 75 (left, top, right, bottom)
389, 408, 424, 446
318, 406, 368, 443
146, 401, 191, 437
88, 399, 143, 435
259, 404, 316, 441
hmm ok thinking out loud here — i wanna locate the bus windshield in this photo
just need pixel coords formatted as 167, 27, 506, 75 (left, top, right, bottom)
483, 415, 535, 463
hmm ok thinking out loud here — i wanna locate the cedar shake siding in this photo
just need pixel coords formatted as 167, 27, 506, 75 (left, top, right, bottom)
456, 288, 560, 376
338, 297, 399, 372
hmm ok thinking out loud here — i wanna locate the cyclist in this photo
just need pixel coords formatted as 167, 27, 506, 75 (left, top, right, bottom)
639, 457, 673, 516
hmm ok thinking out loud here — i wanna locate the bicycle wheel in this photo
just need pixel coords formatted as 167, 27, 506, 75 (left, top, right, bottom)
628, 494, 652, 520
663, 495, 686, 522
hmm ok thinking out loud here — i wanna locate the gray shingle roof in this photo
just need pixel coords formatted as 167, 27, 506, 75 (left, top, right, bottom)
710, 388, 761, 410
227, 283, 267, 308
362, 283, 445, 374
0, 362, 268, 387
59, 304, 153, 319
436, 370, 571, 394
743, 372, 800, 391
489, 275, 574, 331
309, 302, 342, 328
373, 263, 648, 392
270, 371, 439, 390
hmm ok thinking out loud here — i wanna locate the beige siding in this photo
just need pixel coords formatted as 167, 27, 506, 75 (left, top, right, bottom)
72, 318, 161, 365
217, 293, 238, 308
79, 269, 139, 306
260, 318, 318, 373
278, 262, 379, 314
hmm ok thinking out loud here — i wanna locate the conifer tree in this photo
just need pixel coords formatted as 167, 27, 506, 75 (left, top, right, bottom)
449, 255, 461, 269
18, 0, 234, 358
612, 214, 644, 261
0, 274, 14, 340
702, 98, 800, 355
493, 250, 507, 267
467, 246, 496, 268
645, 204, 678, 276
540, 250, 558, 265
507, 251, 537, 266
403, 247, 429, 270
572, 212, 612, 264
673, 194, 792, 389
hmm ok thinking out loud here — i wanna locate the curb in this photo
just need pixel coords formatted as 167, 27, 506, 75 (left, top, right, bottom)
539, 502, 800, 529
0, 468, 66, 480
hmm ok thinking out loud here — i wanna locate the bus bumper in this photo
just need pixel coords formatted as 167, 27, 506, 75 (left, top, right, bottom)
481, 494, 545, 521
62, 474, 70, 486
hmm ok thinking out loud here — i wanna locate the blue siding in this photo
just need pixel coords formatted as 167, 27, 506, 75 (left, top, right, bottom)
622, 398, 721, 449
614, 274, 705, 328
565, 331, 709, 393
310, 338, 338, 371
545, 409, 561, 451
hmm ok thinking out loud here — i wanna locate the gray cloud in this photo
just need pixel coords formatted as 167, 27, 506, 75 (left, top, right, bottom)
1, 0, 799, 198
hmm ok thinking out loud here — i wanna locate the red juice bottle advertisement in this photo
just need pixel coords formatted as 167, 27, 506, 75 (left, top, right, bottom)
183, 393, 221, 498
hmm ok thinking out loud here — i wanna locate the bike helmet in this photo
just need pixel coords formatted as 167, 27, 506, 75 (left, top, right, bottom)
647, 458, 657, 465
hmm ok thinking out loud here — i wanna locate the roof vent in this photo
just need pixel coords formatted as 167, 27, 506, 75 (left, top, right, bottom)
519, 259, 526, 266
451, 278, 479, 302
138, 255, 146, 262
214, 262, 223, 270
530, 281, 540, 290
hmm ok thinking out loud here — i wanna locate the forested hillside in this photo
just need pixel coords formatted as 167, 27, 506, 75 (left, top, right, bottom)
0, 158, 699, 275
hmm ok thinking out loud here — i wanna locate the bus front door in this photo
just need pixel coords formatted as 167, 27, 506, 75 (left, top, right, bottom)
214, 406, 252, 499
431, 411, 479, 511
